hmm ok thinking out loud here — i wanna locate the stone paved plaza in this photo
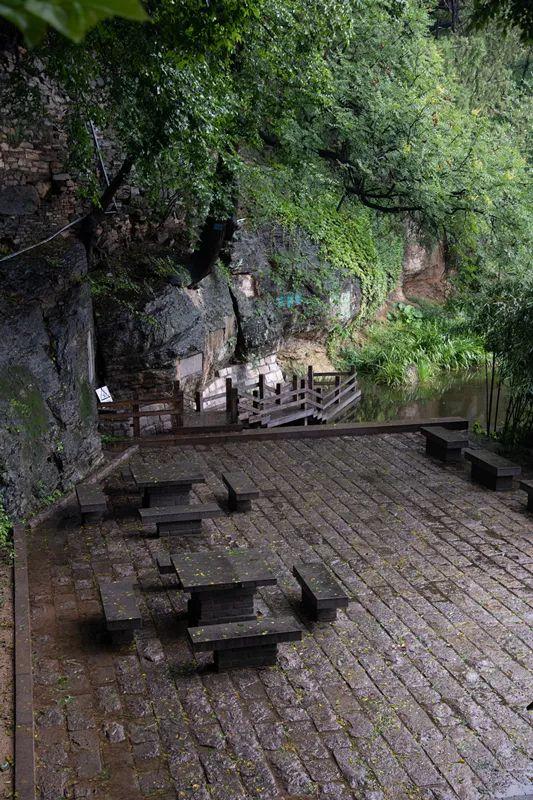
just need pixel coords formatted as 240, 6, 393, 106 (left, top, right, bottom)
29, 433, 533, 800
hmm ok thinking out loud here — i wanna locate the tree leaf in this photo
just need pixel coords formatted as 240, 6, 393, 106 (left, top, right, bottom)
1, 0, 148, 45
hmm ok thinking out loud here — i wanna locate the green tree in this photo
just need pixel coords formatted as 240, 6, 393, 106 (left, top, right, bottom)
37, 0, 265, 258
470, 0, 533, 42
473, 278, 533, 444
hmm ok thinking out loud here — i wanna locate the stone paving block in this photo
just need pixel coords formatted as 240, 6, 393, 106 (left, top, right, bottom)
137, 767, 171, 795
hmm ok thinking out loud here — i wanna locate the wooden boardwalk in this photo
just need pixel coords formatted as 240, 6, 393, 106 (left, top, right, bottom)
97, 366, 361, 440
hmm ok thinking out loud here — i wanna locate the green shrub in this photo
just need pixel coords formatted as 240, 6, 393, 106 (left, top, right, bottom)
340, 302, 485, 386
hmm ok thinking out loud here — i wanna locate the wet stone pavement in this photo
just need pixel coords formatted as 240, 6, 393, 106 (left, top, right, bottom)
29, 433, 533, 800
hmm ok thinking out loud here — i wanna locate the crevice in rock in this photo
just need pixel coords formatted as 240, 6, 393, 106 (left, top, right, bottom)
41, 310, 59, 372
94, 327, 108, 388
51, 451, 64, 475
40, 310, 70, 444
228, 285, 247, 362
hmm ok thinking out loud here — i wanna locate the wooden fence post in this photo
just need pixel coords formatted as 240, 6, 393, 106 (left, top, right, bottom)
230, 387, 239, 424
258, 373, 265, 401
299, 378, 308, 425
292, 375, 298, 404
335, 374, 341, 406
276, 383, 281, 406
132, 396, 141, 439
307, 365, 314, 390
195, 391, 202, 412
225, 377, 233, 413
172, 380, 184, 430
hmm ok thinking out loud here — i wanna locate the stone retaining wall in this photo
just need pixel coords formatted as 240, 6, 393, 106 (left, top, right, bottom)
202, 354, 284, 409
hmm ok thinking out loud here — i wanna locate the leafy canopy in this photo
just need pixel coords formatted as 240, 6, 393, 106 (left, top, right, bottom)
470, 0, 533, 42
6, 0, 530, 300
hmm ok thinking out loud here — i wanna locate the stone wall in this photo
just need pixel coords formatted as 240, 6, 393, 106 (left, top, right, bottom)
0, 54, 150, 258
201, 354, 284, 409
0, 244, 102, 517
0, 56, 81, 251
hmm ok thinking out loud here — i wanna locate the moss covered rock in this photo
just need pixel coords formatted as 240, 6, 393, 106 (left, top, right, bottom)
0, 244, 102, 517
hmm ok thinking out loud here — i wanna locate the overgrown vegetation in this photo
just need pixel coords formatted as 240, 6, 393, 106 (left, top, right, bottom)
0, 501, 13, 557
1, 0, 526, 276
340, 302, 484, 386
242, 163, 404, 323
0, 0, 147, 46
472, 279, 533, 447
1, 0, 531, 446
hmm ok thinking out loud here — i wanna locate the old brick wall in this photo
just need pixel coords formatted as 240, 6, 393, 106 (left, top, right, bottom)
0, 54, 82, 251
0, 52, 146, 256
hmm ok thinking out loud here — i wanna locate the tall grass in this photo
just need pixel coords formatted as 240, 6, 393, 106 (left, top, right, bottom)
340, 302, 485, 386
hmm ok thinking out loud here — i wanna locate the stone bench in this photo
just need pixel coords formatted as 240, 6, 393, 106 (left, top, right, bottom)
156, 553, 174, 574
420, 426, 468, 463
139, 502, 223, 536
222, 471, 260, 512
76, 483, 107, 524
98, 579, 142, 643
188, 617, 303, 670
464, 448, 521, 491
120, 465, 139, 489
121, 465, 133, 481
519, 479, 533, 511
293, 563, 349, 621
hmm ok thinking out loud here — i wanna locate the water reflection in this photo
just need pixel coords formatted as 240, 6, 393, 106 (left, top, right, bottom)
344, 370, 508, 427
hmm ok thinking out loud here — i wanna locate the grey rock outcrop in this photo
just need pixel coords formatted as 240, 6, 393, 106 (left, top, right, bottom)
96, 272, 236, 395
0, 244, 102, 517
95, 223, 363, 393
229, 223, 361, 357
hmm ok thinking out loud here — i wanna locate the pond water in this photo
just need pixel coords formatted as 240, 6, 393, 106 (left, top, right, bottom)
343, 369, 508, 427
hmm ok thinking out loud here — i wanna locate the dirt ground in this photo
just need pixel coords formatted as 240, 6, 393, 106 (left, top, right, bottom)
0, 558, 13, 799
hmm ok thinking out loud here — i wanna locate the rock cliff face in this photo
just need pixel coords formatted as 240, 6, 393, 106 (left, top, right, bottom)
95, 222, 363, 396
96, 272, 237, 396
230, 223, 361, 356
401, 222, 447, 302
0, 244, 102, 517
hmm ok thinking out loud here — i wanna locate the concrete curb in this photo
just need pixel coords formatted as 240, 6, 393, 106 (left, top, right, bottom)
13, 523, 35, 800
137, 417, 469, 448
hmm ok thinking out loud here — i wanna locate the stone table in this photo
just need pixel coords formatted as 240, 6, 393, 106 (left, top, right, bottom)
131, 463, 205, 507
171, 548, 277, 625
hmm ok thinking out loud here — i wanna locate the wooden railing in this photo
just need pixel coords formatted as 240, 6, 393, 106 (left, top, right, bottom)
238, 367, 360, 428
97, 367, 360, 437
97, 382, 185, 436
97, 380, 240, 437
